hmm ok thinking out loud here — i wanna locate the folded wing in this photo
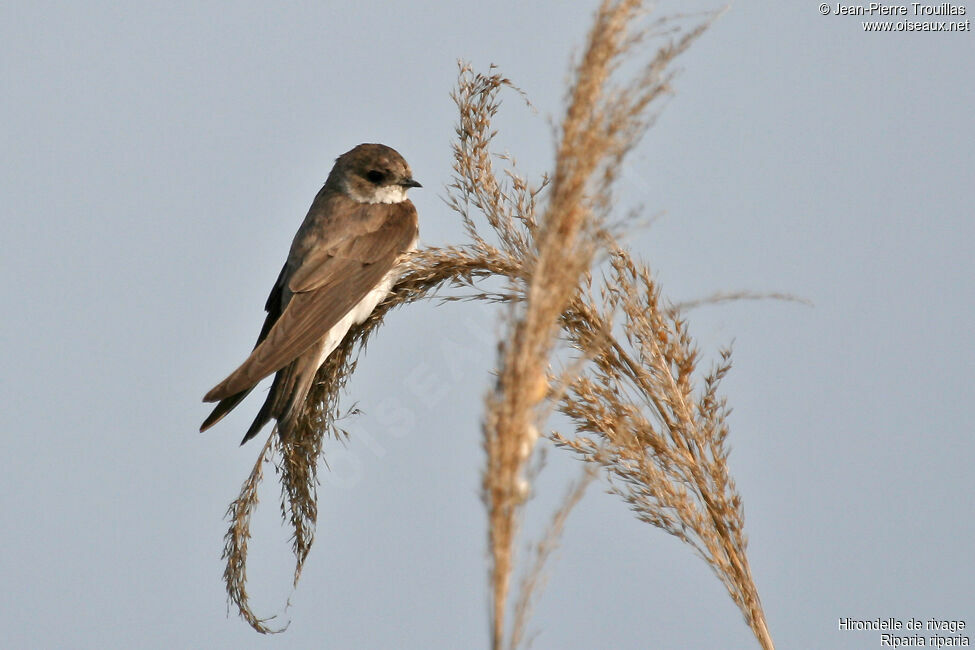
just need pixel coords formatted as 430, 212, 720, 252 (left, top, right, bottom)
203, 200, 417, 403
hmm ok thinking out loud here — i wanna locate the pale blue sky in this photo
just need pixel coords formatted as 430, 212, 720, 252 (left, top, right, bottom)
2, 2, 973, 649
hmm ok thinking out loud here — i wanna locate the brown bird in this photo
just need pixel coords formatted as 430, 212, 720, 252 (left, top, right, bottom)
201, 143, 420, 444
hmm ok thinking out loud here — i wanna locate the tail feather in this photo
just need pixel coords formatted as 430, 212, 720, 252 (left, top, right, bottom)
240, 389, 274, 445
239, 362, 292, 445
237, 347, 320, 445
200, 389, 253, 432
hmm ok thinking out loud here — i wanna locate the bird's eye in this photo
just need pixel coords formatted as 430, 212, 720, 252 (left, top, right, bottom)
366, 170, 385, 184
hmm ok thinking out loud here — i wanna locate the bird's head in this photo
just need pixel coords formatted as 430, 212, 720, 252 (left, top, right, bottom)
332, 143, 421, 204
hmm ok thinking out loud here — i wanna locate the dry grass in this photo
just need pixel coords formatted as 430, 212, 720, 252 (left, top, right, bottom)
219, 2, 775, 648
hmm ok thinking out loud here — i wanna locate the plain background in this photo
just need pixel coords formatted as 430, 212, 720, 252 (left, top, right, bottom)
2, 2, 973, 648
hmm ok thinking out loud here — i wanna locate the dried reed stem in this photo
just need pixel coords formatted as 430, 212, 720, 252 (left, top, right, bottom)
222, 433, 278, 633
482, 0, 649, 643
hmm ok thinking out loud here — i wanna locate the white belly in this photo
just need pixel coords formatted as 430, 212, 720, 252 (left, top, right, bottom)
313, 268, 399, 369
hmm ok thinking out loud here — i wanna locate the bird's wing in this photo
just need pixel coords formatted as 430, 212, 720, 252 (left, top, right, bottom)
203, 200, 417, 402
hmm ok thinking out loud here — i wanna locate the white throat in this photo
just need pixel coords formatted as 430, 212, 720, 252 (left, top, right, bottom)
345, 181, 409, 204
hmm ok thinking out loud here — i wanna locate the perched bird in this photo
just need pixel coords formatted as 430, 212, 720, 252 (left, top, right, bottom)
201, 143, 421, 444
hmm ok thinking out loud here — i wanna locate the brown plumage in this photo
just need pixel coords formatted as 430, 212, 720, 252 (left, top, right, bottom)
201, 143, 420, 444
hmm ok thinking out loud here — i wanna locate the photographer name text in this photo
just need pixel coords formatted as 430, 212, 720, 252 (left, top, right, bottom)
828, 2, 966, 15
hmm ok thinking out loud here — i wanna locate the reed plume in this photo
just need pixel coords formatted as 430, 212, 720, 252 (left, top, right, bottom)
220, 3, 774, 648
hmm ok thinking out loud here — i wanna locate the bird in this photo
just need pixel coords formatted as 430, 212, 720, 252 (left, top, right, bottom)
201, 143, 421, 444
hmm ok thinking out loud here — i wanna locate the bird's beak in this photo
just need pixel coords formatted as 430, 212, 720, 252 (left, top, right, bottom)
400, 178, 422, 189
